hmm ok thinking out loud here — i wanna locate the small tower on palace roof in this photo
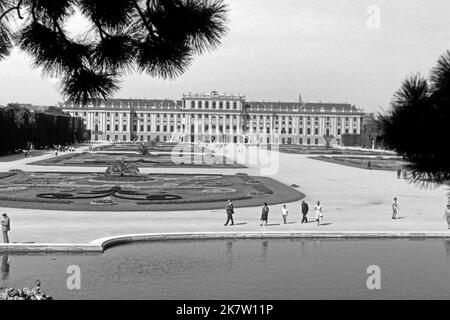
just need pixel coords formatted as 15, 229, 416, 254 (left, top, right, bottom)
298, 93, 303, 104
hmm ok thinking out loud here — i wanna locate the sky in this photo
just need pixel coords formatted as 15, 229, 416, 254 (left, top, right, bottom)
0, 0, 449, 112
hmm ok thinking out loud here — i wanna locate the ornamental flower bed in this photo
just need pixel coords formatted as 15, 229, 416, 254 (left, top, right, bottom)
202, 187, 236, 194
90, 197, 118, 206
0, 171, 303, 211
252, 184, 274, 195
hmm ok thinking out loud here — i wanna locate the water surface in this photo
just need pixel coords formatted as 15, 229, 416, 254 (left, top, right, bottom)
1, 239, 450, 299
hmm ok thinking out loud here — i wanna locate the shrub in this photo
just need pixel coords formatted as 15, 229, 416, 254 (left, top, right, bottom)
0, 172, 16, 179
0, 195, 72, 204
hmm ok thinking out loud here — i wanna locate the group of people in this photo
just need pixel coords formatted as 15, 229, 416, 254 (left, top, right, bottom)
396, 169, 408, 180
225, 197, 449, 228
224, 200, 324, 227
52, 145, 75, 155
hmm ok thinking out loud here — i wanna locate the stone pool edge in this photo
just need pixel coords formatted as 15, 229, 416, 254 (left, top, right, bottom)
1, 231, 450, 253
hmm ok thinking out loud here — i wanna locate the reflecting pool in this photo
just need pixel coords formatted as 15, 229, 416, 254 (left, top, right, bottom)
1, 239, 450, 299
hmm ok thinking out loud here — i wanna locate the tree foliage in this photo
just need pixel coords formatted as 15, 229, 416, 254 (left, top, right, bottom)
0, 0, 228, 102
341, 133, 362, 147
0, 104, 88, 155
361, 114, 384, 149
378, 51, 450, 184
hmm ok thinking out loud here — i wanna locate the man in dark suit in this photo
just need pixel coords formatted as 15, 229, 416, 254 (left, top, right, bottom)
224, 200, 235, 226
301, 200, 309, 223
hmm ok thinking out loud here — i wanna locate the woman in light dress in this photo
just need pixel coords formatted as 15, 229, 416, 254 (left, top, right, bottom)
281, 204, 288, 224
314, 201, 323, 226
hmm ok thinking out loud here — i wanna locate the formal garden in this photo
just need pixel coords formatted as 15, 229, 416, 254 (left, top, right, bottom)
0, 169, 303, 211
279, 144, 392, 155
96, 142, 179, 153
29, 142, 246, 168
310, 155, 406, 171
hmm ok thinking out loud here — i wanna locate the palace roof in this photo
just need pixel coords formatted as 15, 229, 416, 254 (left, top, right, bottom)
62, 98, 364, 114
246, 101, 362, 113
63, 99, 182, 109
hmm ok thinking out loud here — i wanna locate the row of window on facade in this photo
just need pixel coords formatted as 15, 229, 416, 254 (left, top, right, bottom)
74, 111, 358, 122
73, 111, 360, 123
184, 100, 240, 109
96, 121, 359, 132
90, 119, 359, 132
93, 133, 325, 146
94, 123, 357, 136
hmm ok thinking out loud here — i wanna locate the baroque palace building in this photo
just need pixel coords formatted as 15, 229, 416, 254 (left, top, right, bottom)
60, 91, 365, 145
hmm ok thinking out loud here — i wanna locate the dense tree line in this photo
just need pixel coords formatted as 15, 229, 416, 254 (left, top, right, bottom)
341, 115, 385, 149
0, 104, 88, 155
341, 134, 363, 147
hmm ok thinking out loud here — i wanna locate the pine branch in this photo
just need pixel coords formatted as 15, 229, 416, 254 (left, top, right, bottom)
0, 0, 24, 21
133, 0, 155, 38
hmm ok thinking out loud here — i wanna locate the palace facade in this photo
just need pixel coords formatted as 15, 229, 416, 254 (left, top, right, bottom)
60, 92, 365, 145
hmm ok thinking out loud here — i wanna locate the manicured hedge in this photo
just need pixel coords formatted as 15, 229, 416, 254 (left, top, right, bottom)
341, 134, 363, 147
0, 195, 72, 204
0, 172, 16, 179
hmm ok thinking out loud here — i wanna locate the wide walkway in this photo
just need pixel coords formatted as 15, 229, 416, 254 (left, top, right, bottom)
0, 144, 448, 243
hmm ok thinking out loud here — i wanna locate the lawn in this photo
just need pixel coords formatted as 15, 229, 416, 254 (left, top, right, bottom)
310, 155, 406, 171
0, 172, 304, 211
0, 150, 49, 162
278, 145, 392, 155
29, 149, 246, 168
96, 142, 179, 152
29, 142, 246, 168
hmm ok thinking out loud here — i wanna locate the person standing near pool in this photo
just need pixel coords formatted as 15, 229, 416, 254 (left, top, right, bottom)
301, 200, 309, 223
224, 200, 235, 226
260, 203, 269, 226
314, 201, 323, 226
444, 204, 450, 229
392, 197, 399, 219
281, 204, 288, 224
1, 213, 10, 243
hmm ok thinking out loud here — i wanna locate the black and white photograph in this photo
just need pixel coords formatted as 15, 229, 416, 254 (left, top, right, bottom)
0, 0, 449, 312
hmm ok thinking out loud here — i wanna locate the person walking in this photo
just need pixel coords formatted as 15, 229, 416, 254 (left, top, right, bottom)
224, 200, 234, 226
397, 169, 401, 179
1, 213, 10, 243
392, 197, 399, 219
301, 200, 309, 223
314, 201, 323, 226
281, 204, 288, 224
444, 204, 450, 229
260, 203, 269, 226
